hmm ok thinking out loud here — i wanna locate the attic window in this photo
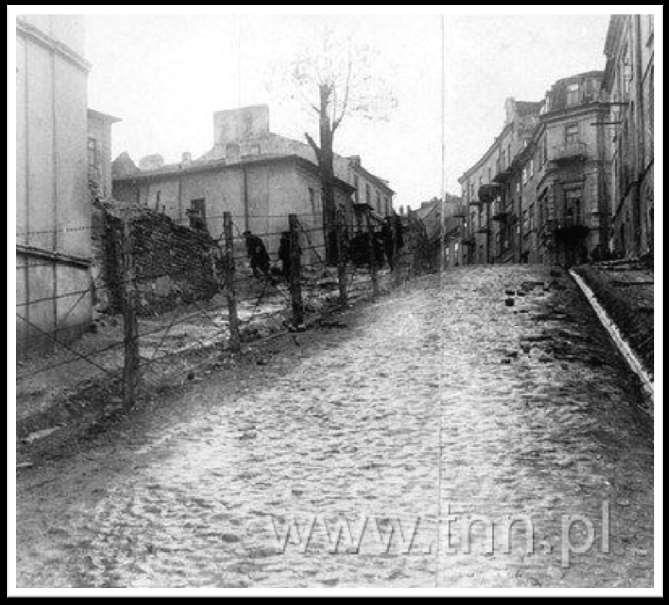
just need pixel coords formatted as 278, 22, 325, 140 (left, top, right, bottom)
566, 83, 579, 106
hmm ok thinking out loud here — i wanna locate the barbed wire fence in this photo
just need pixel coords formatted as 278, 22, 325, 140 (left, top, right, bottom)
16, 204, 433, 423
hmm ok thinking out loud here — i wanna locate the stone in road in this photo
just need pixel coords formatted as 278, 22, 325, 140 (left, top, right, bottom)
15, 265, 653, 588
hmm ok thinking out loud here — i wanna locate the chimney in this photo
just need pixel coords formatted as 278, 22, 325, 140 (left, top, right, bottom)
181, 152, 192, 165
399, 205, 404, 216
348, 155, 361, 167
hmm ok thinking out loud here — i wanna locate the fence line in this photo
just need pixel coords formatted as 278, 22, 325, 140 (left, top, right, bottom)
16, 208, 435, 414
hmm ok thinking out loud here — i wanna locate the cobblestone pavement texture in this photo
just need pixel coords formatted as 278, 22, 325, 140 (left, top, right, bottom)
15, 265, 654, 588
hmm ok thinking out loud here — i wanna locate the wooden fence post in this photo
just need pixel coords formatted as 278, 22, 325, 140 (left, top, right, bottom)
288, 214, 304, 328
223, 212, 241, 352
335, 209, 348, 307
365, 210, 379, 300
122, 209, 139, 410
392, 215, 401, 288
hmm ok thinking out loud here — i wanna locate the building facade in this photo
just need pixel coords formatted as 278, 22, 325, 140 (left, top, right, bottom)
201, 105, 395, 219
603, 14, 655, 261
87, 108, 121, 200
532, 72, 612, 265
112, 153, 355, 266
16, 15, 92, 354
458, 98, 542, 265
458, 71, 614, 267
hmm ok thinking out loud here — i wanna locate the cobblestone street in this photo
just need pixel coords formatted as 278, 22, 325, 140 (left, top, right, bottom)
15, 265, 654, 588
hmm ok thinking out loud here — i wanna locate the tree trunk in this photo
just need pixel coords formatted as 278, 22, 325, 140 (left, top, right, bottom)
318, 85, 337, 264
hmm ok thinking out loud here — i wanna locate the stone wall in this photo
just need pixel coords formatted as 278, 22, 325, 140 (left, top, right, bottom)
93, 201, 221, 317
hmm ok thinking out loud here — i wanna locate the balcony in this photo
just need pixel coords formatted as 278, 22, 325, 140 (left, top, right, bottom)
550, 141, 588, 164
478, 182, 502, 203
551, 216, 590, 241
468, 198, 484, 207
492, 205, 511, 222
493, 165, 513, 183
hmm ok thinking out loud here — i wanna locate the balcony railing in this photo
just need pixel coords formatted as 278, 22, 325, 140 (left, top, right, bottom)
546, 216, 590, 241
491, 202, 511, 222
550, 141, 588, 163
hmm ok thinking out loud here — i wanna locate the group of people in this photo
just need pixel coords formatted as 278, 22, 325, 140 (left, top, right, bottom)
242, 215, 404, 281
243, 230, 298, 282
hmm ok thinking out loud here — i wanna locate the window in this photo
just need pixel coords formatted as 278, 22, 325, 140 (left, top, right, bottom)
365, 183, 371, 205
308, 187, 317, 215
189, 198, 207, 230
542, 135, 548, 165
506, 144, 511, 168
528, 203, 535, 232
487, 167, 492, 183
566, 83, 579, 106
87, 137, 99, 174
376, 191, 381, 212
155, 190, 161, 209
354, 175, 360, 203
565, 189, 582, 224
565, 123, 579, 145
522, 166, 528, 185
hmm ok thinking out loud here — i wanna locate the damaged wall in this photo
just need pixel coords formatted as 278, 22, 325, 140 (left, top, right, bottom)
93, 201, 222, 316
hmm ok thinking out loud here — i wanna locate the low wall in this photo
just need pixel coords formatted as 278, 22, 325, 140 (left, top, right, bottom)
94, 201, 222, 316
574, 263, 653, 373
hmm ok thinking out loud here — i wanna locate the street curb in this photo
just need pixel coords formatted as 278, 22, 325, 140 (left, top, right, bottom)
569, 268, 654, 410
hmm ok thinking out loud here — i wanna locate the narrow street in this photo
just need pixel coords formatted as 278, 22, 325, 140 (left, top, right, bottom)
15, 265, 653, 588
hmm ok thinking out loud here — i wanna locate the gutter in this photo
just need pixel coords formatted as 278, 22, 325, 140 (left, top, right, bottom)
569, 268, 654, 406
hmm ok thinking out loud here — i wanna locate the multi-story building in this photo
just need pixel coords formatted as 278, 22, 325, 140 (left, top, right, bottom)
532, 72, 613, 265
602, 14, 654, 260
413, 195, 466, 268
16, 15, 93, 354
460, 71, 614, 267
87, 108, 121, 200
458, 98, 542, 265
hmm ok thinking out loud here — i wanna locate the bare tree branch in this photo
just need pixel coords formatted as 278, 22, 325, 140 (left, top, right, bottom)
332, 50, 352, 133
304, 132, 322, 164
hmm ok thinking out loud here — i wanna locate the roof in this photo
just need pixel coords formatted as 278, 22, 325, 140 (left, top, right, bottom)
515, 101, 544, 116
113, 153, 356, 194
87, 108, 122, 123
348, 160, 395, 195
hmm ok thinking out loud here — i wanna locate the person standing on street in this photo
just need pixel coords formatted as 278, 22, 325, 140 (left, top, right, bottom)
243, 230, 271, 278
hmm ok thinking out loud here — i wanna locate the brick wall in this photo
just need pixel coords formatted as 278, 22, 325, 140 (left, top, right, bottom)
93, 201, 221, 316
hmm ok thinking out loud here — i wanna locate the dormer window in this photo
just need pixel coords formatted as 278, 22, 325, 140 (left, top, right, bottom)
566, 83, 579, 106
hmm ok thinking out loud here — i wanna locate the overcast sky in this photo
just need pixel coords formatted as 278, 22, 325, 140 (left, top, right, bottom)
85, 13, 611, 208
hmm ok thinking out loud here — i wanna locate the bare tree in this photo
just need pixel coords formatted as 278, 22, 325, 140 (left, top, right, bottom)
288, 28, 397, 261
